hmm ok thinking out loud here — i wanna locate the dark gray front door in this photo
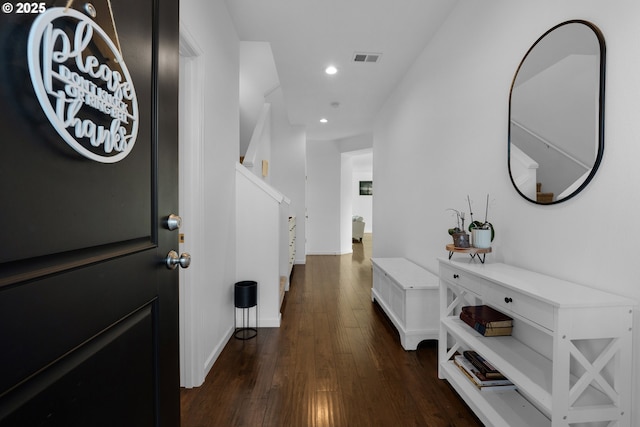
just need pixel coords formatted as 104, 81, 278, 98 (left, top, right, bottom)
0, 1, 180, 425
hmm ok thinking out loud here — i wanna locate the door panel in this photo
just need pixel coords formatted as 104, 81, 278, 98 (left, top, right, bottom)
0, 0, 179, 425
0, 251, 157, 393
0, 305, 155, 426
1, 0, 154, 264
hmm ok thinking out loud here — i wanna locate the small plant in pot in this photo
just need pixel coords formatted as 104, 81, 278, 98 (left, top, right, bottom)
467, 194, 494, 248
447, 209, 470, 248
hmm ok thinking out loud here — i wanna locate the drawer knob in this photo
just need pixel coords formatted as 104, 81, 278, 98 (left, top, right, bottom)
504, 297, 513, 303
453, 274, 459, 279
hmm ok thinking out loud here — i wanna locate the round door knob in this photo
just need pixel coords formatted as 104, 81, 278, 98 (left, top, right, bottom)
166, 250, 191, 269
165, 214, 182, 231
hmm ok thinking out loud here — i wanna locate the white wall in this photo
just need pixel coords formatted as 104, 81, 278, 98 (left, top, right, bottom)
306, 140, 343, 254
373, 0, 640, 422
179, 0, 238, 386
339, 133, 374, 153
269, 87, 307, 264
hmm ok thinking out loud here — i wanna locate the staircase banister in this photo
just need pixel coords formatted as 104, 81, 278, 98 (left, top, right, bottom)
236, 162, 285, 203
511, 119, 590, 171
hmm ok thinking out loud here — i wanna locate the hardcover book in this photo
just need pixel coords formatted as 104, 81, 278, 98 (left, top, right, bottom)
463, 350, 506, 380
453, 355, 514, 387
460, 305, 513, 336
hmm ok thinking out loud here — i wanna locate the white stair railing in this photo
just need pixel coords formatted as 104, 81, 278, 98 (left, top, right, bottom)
511, 119, 590, 171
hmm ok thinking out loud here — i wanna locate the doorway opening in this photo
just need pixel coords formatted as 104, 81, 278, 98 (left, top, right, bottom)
341, 149, 373, 256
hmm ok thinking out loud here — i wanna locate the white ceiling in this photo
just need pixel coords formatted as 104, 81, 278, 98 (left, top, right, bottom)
225, 0, 458, 141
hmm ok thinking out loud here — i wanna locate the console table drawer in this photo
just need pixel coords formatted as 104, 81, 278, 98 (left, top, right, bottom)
439, 263, 488, 298
486, 283, 555, 332
440, 263, 555, 331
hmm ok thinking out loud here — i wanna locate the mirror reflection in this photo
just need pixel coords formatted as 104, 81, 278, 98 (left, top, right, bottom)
509, 21, 605, 204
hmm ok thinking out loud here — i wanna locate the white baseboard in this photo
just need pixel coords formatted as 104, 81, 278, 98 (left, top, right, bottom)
202, 324, 234, 383
259, 313, 281, 327
306, 251, 351, 255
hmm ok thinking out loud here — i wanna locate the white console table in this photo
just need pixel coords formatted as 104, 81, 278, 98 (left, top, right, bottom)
438, 258, 636, 427
371, 258, 439, 350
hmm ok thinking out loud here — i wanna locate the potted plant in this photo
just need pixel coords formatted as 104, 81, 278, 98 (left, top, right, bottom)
467, 195, 494, 248
447, 195, 495, 249
447, 209, 470, 248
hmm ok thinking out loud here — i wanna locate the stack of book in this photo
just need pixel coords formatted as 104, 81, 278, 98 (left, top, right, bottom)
460, 305, 513, 336
454, 351, 515, 392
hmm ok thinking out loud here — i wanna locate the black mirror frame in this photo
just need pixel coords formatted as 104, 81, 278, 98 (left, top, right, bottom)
508, 20, 606, 205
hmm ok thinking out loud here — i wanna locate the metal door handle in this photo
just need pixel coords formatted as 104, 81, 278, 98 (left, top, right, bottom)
164, 214, 182, 231
166, 250, 191, 269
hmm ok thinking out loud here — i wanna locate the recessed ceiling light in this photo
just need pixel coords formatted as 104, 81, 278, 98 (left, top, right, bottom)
325, 65, 338, 75
320, 118, 328, 123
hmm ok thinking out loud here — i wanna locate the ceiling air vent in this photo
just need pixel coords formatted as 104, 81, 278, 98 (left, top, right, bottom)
353, 52, 381, 63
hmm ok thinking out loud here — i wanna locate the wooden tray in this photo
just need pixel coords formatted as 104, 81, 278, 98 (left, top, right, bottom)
446, 244, 492, 254
446, 244, 491, 263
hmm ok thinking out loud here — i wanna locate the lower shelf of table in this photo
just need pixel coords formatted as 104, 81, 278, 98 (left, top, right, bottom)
442, 316, 553, 410
440, 360, 550, 427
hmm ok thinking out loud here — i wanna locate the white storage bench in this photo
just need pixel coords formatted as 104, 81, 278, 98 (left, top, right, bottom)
371, 258, 440, 350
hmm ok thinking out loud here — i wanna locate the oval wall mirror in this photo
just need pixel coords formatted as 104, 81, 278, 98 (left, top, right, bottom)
508, 20, 605, 204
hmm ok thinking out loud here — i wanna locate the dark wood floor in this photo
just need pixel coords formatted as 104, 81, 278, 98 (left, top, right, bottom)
180, 234, 482, 426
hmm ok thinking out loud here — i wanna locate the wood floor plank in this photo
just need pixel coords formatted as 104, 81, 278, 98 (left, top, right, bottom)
181, 234, 481, 427
314, 391, 347, 427
230, 398, 268, 426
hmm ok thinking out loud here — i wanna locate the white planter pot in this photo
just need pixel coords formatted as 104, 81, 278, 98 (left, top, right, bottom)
472, 228, 492, 248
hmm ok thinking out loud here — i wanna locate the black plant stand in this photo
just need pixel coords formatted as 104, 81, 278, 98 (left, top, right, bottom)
234, 281, 257, 340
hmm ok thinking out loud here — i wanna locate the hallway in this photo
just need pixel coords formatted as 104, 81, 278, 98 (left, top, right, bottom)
180, 234, 481, 426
